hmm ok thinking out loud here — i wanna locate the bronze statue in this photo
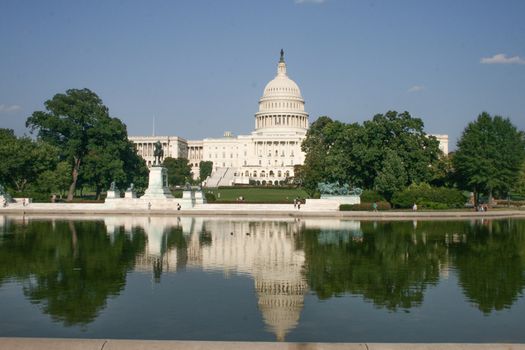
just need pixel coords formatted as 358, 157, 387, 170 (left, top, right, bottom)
153, 141, 164, 165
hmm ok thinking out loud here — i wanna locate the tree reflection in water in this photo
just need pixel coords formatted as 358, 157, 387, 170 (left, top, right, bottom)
300, 219, 525, 313
0, 219, 146, 326
451, 219, 525, 314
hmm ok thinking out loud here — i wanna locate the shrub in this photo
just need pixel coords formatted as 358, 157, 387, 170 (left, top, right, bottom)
391, 183, 466, 209
340, 201, 391, 211
205, 192, 216, 202
360, 190, 385, 203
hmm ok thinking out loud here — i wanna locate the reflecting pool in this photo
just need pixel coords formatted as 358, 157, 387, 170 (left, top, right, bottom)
0, 215, 524, 342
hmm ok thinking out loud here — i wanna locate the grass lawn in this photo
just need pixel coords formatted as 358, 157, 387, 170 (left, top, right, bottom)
206, 187, 309, 203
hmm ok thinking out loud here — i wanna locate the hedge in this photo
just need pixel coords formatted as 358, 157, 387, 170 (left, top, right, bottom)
340, 201, 391, 211
391, 184, 466, 209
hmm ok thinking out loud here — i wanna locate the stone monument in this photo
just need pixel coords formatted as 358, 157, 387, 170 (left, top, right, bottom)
106, 181, 121, 199
125, 183, 137, 199
141, 141, 174, 199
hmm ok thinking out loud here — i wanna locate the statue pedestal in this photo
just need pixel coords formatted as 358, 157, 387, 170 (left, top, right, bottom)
141, 166, 174, 199
320, 194, 361, 205
194, 189, 206, 204
125, 190, 137, 199
106, 190, 121, 199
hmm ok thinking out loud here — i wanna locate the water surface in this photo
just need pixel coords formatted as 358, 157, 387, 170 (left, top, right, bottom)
0, 215, 524, 342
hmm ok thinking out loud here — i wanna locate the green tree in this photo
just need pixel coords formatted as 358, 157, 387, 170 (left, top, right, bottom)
26, 89, 148, 201
36, 161, 72, 198
199, 161, 213, 182
163, 157, 192, 186
301, 117, 361, 195
512, 161, 525, 196
300, 112, 441, 196
81, 117, 148, 199
453, 112, 525, 206
0, 128, 59, 192
26, 89, 112, 201
374, 150, 407, 202
360, 111, 441, 189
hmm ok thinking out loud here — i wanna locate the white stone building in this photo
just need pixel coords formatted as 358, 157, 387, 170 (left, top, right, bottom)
129, 51, 449, 186
130, 51, 308, 186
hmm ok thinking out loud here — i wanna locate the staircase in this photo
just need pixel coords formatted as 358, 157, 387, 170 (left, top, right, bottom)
204, 167, 233, 188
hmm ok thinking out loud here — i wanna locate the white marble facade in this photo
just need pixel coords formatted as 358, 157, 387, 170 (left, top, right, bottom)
129, 52, 449, 186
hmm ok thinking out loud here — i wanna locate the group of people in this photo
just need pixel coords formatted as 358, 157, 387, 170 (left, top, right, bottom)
293, 198, 302, 209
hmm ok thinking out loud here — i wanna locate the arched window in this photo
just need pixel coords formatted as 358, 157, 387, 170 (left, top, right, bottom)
278, 170, 282, 177
245, 170, 249, 177
269, 170, 274, 177
261, 170, 266, 177
253, 171, 257, 177
285, 171, 290, 177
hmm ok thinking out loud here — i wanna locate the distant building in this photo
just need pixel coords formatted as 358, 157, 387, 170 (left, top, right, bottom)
129, 51, 448, 186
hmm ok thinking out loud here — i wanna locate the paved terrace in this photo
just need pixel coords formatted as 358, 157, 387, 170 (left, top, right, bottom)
1, 338, 524, 350
1, 201, 524, 220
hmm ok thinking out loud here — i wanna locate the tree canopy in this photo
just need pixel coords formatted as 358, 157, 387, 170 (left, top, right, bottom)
163, 157, 192, 186
0, 128, 59, 192
199, 161, 213, 182
453, 112, 525, 204
26, 89, 148, 200
300, 111, 442, 197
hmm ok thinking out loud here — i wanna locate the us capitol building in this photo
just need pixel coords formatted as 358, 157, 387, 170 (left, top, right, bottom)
129, 51, 448, 186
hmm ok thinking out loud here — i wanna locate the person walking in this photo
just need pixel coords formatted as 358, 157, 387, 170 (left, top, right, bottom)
372, 202, 378, 212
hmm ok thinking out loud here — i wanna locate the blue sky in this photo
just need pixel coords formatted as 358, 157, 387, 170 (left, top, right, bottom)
1, 0, 524, 149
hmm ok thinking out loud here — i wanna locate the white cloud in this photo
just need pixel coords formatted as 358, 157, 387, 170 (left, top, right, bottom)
480, 53, 525, 65
295, 0, 326, 4
0, 104, 21, 113
407, 85, 425, 93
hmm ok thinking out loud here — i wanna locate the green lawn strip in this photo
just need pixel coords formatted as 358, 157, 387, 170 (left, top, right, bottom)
206, 187, 308, 203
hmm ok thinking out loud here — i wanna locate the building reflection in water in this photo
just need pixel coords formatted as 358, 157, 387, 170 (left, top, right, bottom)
103, 216, 361, 341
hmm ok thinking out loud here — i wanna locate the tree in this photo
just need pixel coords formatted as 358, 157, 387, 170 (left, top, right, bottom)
0, 128, 59, 192
360, 111, 441, 189
163, 157, 192, 186
36, 161, 72, 198
26, 89, 148, 201
81, 116, 148, 199
300, 112, 441, 196
454, 112, 525, 206
374, 150, 407, 202
512, 161, 525, 197
199, 161, 213, 182
26, 89, 112, 201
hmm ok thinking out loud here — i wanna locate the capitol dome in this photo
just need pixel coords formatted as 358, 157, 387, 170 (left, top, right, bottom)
255, 50, 309, 132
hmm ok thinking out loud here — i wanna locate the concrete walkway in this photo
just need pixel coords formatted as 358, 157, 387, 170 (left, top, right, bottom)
1, 204, 524, 220
1, 338, 524, 350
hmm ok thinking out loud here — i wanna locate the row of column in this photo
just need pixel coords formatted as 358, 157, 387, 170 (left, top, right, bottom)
188, 146, 203, 161
136, 142, 169, 158
256, 115, 308, 129
255, 141, 296, 158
